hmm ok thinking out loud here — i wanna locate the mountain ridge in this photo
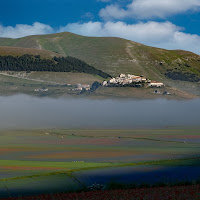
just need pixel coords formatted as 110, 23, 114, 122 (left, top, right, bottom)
0, 32, 200, 98
0, 32, 199, 80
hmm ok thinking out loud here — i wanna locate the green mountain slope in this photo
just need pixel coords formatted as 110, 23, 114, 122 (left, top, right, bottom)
0, 32, 199, 83
0, 46, 60, 58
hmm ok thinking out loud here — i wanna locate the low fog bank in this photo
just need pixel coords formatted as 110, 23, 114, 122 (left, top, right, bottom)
0, 94, 199, 130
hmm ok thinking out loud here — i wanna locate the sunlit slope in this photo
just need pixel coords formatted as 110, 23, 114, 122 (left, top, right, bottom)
0, 32, 200, 81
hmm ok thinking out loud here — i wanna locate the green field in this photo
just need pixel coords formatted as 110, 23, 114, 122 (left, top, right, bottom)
0, 73, 73, 97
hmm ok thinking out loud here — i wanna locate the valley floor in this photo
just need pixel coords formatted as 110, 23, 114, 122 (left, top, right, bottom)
0, 128, 199, 198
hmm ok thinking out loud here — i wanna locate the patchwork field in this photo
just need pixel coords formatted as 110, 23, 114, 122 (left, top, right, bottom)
0, 128, 199, 197
1, 129, 200, 161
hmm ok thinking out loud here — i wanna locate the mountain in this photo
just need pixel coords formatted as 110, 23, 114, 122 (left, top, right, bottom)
0, 32, 200, 98
0, 32, 199, 82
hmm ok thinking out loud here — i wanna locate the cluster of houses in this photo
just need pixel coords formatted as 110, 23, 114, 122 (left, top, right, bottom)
34, 88, 49, 92
103, 74, 164, 88
70, 74, 165, 93
72, 84, 91, 91
103, 74, 147, 86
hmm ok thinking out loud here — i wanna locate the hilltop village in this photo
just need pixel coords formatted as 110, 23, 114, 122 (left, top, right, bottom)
102, 74, 164, 88
73, 74, 167, 95
0, 71, 167, 95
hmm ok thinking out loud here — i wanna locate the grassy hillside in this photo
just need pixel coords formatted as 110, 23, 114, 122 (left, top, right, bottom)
0, 32, 199, 81
0, 32, 200, 98
0, 46, 60, 58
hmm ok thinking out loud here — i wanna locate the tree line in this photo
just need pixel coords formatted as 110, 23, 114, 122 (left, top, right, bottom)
0, 54, 111, 79
165, 70, 200, 82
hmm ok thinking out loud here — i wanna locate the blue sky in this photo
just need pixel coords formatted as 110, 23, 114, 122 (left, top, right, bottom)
0, 0, 102, 27
0, 0, 200, 54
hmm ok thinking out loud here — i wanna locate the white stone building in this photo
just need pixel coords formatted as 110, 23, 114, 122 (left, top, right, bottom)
148, 81, 164, 87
